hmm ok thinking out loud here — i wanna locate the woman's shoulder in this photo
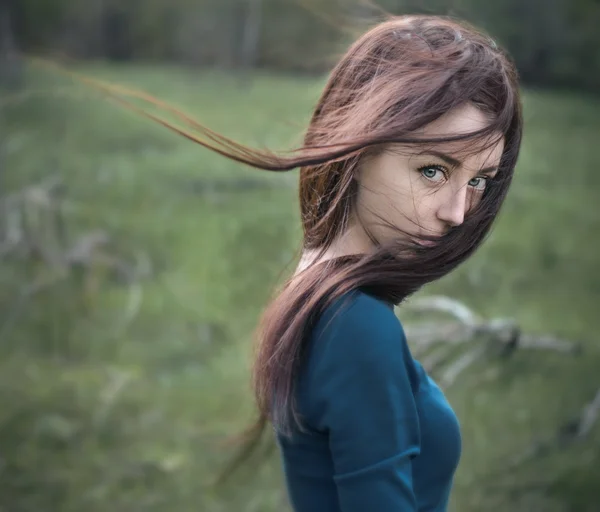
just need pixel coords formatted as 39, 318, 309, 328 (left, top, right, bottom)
309, 289, 410, 368
315, 289, 402, 338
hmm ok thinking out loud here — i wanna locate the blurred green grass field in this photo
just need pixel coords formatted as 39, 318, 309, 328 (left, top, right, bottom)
2, 63, 600, 512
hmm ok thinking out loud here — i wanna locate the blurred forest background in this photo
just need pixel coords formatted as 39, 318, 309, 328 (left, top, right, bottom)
1, 0, 600, 511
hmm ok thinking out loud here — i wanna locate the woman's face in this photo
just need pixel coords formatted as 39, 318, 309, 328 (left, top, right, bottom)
353, 103, 505, 246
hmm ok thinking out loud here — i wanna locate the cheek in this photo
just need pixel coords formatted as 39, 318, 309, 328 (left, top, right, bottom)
356, 162, 438, 228
415, 191, 439, 213
391, 176, 434, 216
467, 190, 484, 211
370, 178, 434, 228
403, 193, 438, 229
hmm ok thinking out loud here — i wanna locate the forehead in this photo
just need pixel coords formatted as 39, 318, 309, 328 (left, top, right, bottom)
410, 103, 505, 167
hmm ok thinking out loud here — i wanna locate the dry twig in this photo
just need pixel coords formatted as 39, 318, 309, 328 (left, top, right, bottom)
401, 295, 581, 388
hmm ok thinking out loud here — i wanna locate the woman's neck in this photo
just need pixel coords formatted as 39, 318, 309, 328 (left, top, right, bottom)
295, 222, 374, 276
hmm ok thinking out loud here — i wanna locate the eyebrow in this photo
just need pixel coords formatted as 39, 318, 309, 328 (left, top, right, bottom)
422, 150, 499, 174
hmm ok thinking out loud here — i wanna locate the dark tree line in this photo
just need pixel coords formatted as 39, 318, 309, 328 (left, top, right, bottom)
6, 0, 600, 90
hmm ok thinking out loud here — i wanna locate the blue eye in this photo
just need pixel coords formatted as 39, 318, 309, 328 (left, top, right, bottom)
468, 177, 488, 191
419, 165, 446, 182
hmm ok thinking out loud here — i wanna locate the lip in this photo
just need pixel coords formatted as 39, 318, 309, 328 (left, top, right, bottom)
413, 234, 443, 246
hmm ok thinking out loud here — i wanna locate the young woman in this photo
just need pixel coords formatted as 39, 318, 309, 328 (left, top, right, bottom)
73, 12, 522, 512
208, 15, 520, 512
246, 16, 520, 512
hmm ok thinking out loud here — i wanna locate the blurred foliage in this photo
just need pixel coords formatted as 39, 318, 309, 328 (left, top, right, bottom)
1, 62, 599, 511
7, 0, 600, 90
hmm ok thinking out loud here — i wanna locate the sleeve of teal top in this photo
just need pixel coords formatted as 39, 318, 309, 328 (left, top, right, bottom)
308, 294, 421, 511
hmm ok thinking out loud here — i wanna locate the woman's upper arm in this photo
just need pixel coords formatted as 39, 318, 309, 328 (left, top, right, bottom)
307, 294, 421, 511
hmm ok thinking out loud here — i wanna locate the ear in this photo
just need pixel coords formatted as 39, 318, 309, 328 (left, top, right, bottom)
354, 149, 377, 184
352, 163, 365, 184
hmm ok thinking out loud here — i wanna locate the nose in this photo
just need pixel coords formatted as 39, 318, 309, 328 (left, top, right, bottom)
436, 185, 468, 228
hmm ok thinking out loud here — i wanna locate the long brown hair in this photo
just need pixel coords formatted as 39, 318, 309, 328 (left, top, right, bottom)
209, 14, 521, 480
39, 13, 523, 479
254, 14, 522, 430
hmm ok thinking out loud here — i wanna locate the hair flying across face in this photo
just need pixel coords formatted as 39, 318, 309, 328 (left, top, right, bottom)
34, 13, 524, 482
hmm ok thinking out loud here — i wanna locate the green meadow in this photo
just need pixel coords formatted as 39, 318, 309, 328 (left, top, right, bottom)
2, 63, 600, 511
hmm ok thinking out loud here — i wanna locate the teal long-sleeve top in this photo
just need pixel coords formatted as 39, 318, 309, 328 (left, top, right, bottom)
276, 290, 462, 512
